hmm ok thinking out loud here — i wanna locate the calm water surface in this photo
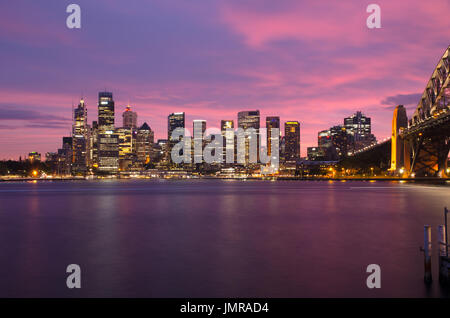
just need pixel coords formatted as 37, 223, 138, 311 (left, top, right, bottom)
0, 179, 449, 297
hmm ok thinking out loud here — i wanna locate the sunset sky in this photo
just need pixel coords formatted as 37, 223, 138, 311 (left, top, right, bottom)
0, 0, 449, 159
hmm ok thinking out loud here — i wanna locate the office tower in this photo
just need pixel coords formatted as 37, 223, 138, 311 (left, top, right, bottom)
122, 105, 137, 129
237, 110, 260, 165
221, 120, 234, 164
193, 119, 206, 164
329, 125, 348, 158
284, 121, 300, 162
58, 137, 73, 175
390, 105, 408, 172
117, 127, 133, 158
98, 131, 119, 174
72, 98, 88, 174
90, 121, 99, 168
155, 139, 169, 165
344, 111, 376, 151
168, 112, 185, 163
136, 122, 154, 165
168, 112, 185, 139
98, 92, 115, 131
266, 116, 280, 156
97, 92, 119, 173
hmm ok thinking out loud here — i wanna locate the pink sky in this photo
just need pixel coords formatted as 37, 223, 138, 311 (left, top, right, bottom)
0, 0, 449, 159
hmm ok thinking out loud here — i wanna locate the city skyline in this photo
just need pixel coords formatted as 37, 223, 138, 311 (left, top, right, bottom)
1, 1, 450, 159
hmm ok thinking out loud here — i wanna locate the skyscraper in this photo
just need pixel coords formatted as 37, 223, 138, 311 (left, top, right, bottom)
72, 98, 88, 174
97, 92, 119, 173
136, 122, 154, 165
168, 112, 185, 163
238, 110, 260, 165
344, 111, 376, 152
266, 116, 280, 156
122, 105, 137, 129
98, 91, 115, 131
284, 121, 300, 162
193, 119, 206, 164
221, 120, 234, 164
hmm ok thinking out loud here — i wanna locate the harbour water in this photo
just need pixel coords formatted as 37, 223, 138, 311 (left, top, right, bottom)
0, 179, 449, 297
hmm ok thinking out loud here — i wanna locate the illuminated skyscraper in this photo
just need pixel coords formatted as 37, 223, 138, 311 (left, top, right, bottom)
238, 110, 260, 165
72, 98, 88, 174
344, 111, 376, 152
266, 117, 280, 156
136, 122, 154, 165
193, 119, 206, 164
284, 121, 300, 162
97, 92, 119, 173
98, 92, 115, 131
168, 112, 185, 163
122, 105, 137, 129
221, 120, 234, 164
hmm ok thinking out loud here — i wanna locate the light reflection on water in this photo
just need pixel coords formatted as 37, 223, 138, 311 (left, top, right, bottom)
0, 179, 449, 297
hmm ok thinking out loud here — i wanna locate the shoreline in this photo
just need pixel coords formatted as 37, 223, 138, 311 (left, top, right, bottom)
1, 176, 449, 183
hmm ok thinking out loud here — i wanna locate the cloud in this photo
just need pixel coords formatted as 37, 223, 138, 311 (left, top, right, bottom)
380, 93, 422, 109
0, 105, 70, 130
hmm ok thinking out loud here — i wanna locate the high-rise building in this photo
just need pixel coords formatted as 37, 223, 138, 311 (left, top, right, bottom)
238, 110, 260, 165
329, 125, 348, 158
221, 120, 234, 164
72, 98, 88, 174
344, 111, 376, 152
284, 121, 300, 162
136, 122, 154, 165
98, 131, 119, 174
98, 91, 115, 131
193, 119, 206, 164
390, 105, 408, 172
122, 105, 137, 129
168, 112, 185, 163
266, 116, 280, 156
97, 92, 118, 173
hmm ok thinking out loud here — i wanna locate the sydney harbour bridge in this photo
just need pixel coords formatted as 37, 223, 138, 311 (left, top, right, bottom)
343, 45, 450, 178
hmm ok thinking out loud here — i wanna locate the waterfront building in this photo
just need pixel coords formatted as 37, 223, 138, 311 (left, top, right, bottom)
344, 111, 377, 152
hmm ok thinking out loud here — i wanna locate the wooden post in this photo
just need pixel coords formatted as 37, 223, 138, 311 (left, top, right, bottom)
438, 225, 446, 256
424, 225, 432, 284
445, 207, 448, 257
